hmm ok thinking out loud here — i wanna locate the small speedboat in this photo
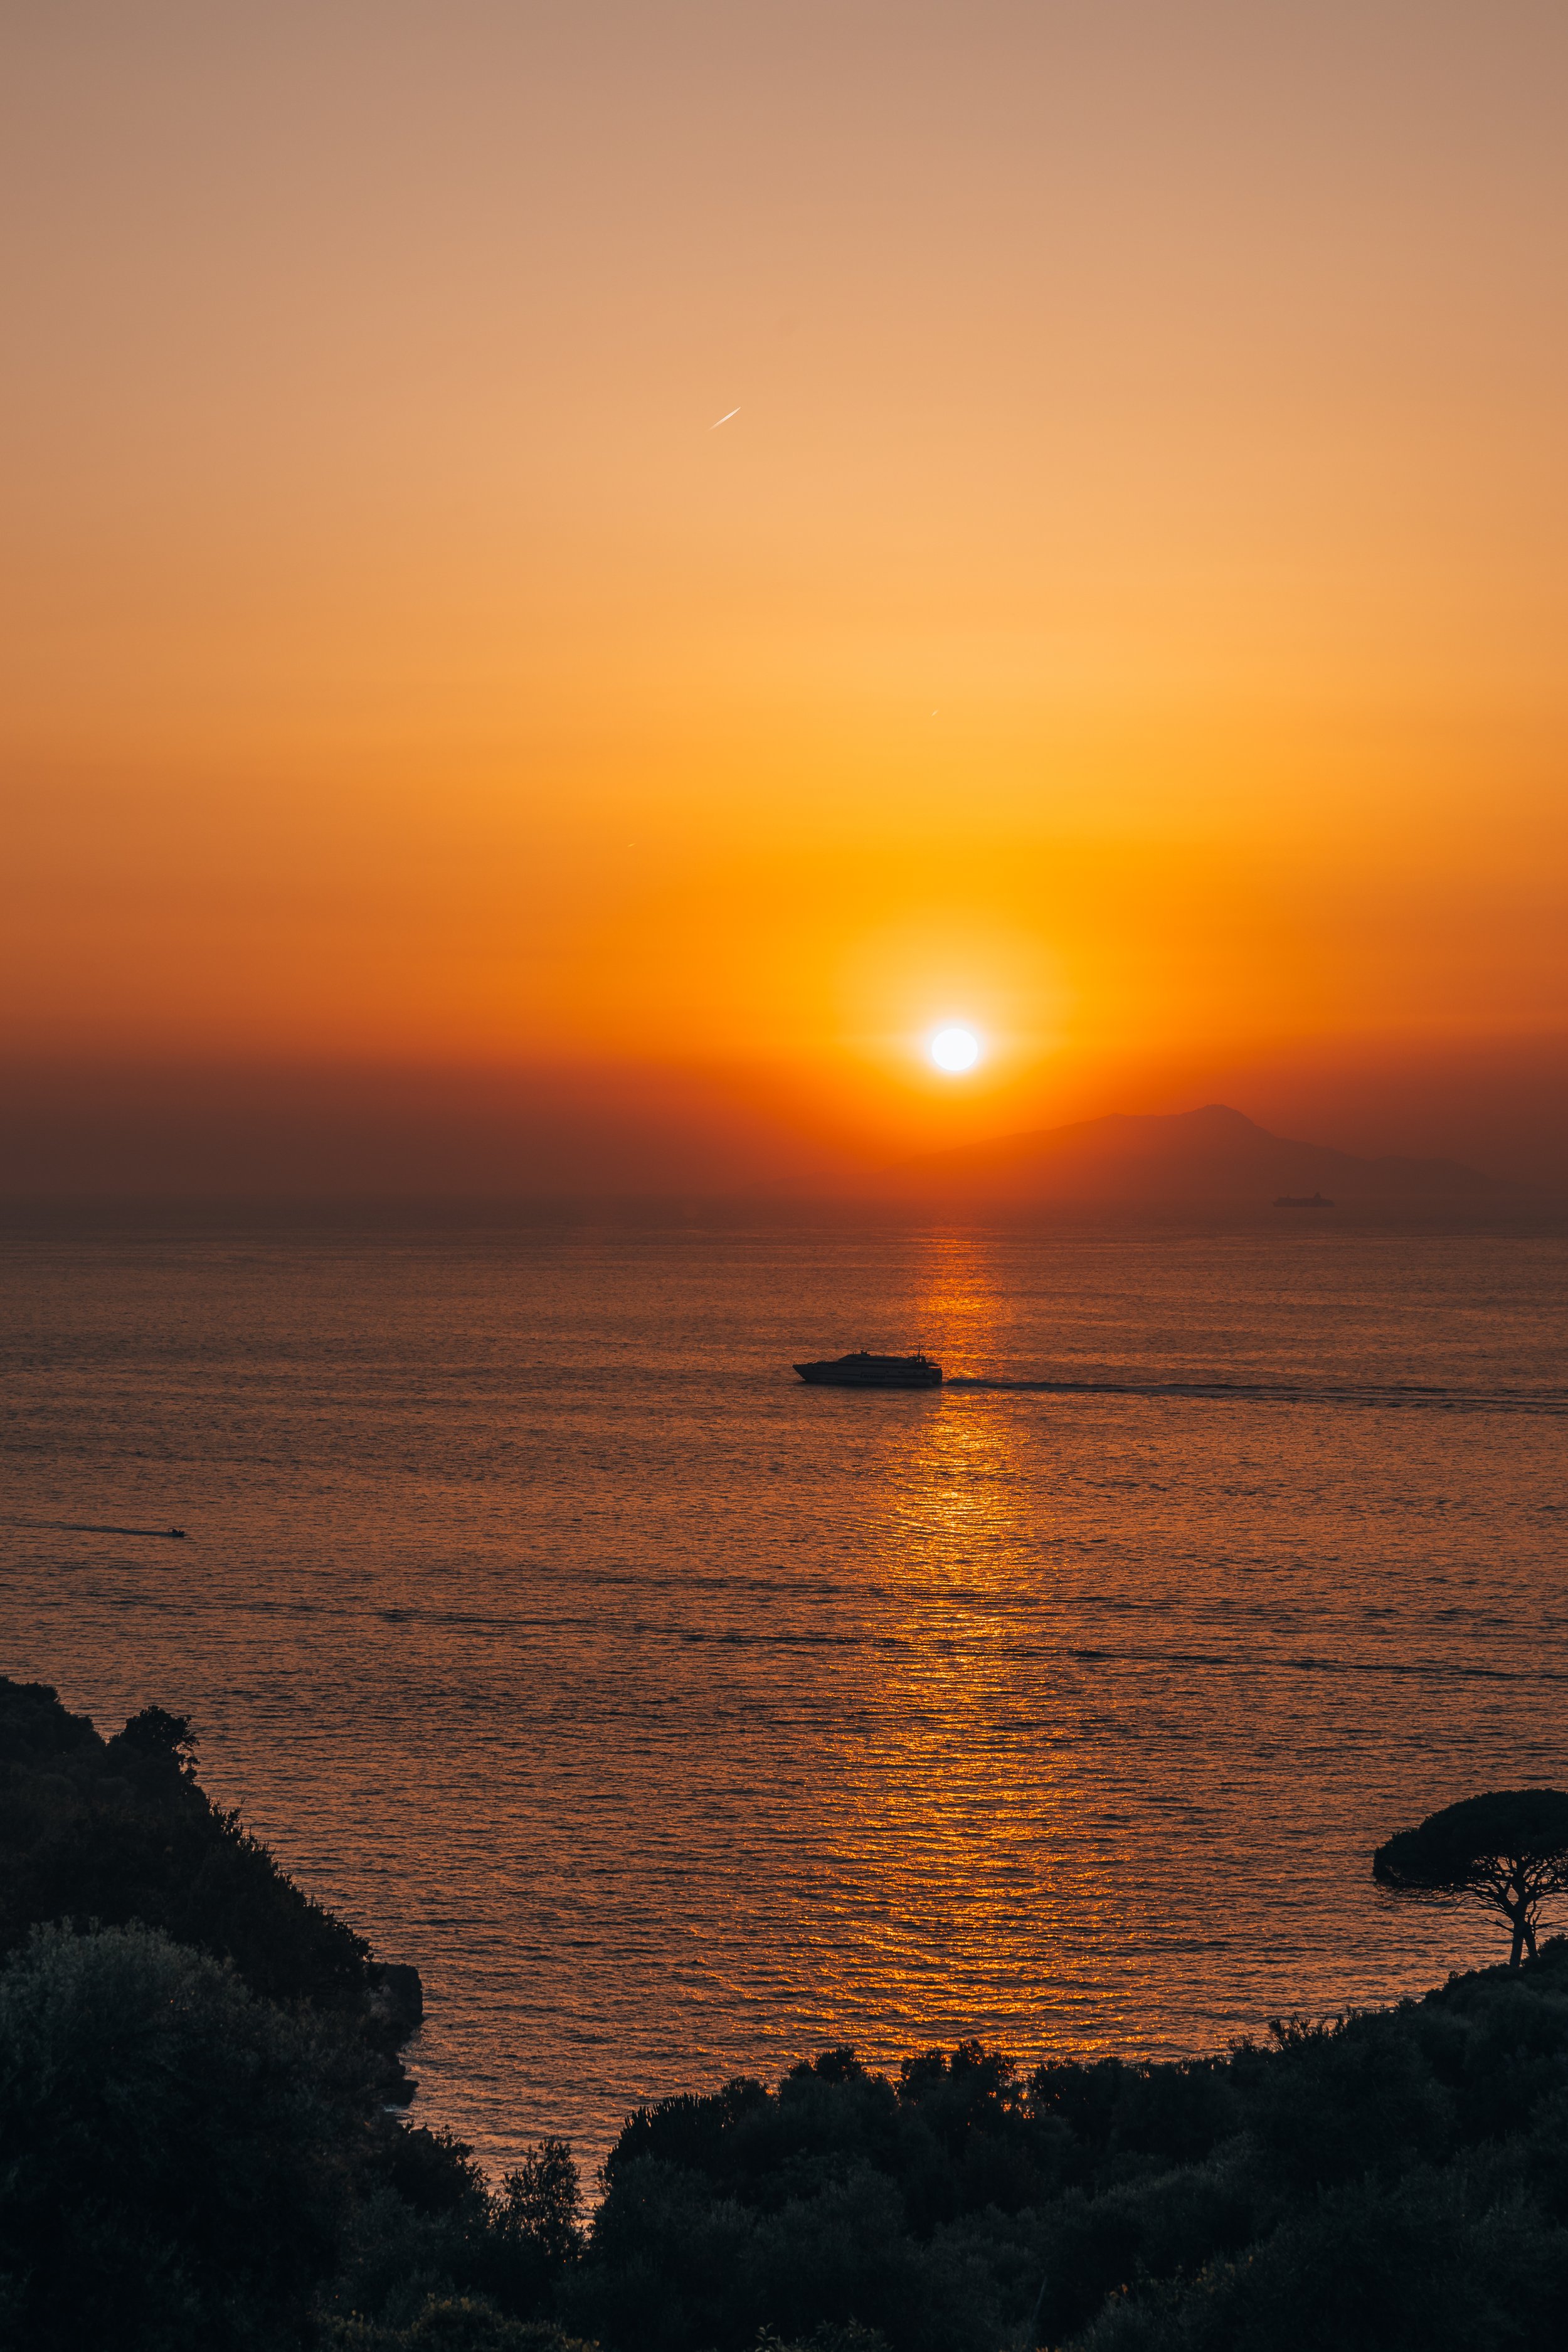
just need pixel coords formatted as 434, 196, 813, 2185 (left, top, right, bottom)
793, 1351, 942, 1389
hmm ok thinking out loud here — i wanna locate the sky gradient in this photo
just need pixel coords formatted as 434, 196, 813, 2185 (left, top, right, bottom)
5, 1, 1566, 1185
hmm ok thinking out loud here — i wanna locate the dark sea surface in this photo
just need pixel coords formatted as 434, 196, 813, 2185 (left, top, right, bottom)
3, 1205, 1566, 2175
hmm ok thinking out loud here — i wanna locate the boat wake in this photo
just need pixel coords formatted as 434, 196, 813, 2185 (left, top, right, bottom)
3, 1519, 190, 1540
943, 1377, 1568, 1416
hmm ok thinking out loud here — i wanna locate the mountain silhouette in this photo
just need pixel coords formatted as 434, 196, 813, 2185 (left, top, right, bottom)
893, 1103, 1496, 1207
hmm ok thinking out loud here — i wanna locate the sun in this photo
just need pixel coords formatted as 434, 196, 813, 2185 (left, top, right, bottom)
930, 1025, 981, 1073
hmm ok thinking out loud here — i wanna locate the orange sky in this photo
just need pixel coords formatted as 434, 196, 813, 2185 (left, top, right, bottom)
4, 1, 1567, 1176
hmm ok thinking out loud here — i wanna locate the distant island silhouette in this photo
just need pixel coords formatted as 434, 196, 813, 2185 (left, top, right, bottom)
893, 1102, 1498, 1209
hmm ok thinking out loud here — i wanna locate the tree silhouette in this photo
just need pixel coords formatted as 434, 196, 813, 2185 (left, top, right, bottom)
1374, 1789, 1568, 1969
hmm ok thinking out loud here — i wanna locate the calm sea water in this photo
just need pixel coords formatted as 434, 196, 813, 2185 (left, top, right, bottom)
3, 1205, 1566, 2174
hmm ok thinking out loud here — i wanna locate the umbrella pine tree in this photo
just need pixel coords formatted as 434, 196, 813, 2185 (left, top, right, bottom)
1374, 1789, 1568, 1969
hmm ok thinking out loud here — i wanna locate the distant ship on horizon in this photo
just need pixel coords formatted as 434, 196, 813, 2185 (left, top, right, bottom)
1273, 1190, 1335, 1209
793, 1350, 943, 1389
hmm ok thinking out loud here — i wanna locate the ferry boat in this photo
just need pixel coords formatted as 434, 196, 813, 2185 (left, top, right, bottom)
1273, 1191, 1335, 1208
793, 1350, 943, 1388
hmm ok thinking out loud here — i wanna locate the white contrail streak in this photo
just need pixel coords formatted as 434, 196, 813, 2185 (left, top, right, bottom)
709, 406, 740, 428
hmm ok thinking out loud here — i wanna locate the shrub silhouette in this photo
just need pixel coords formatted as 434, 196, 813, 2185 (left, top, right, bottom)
0, 1678, 369, 2006
0, 1922, 373, 2351
15, 1683, 1568, 2350
567, 1953, 1568, 2352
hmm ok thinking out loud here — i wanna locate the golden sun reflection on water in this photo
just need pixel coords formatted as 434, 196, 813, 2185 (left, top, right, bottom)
8, 1216, 1566, 2168
798, 1234, 1123, 2052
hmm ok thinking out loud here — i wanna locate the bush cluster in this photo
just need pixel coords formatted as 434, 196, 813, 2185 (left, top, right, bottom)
7, 1676, 1568, 2351
568, 1974, 1568, 2352
0, 1680, 586, 2352
0, 1677, 368, 2009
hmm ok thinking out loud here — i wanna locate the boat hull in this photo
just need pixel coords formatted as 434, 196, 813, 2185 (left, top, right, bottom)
793, 1357, 942, 1388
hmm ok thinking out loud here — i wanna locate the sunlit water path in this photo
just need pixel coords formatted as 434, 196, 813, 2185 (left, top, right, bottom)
3, 1207, 1565, 2173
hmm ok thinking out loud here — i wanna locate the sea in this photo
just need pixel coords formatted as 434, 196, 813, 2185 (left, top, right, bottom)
3, 1203, 1566, 2176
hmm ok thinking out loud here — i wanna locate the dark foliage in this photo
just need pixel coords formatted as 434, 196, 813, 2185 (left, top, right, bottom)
566, 1955, 1568, 2352
0, 1677, 596, 2351
0, 1921, 374, 2350
10, 1685, 1568, 2352
0, 1678, 369, 2007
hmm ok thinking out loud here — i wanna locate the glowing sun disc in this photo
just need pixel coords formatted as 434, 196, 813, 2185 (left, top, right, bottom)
930, 1026, 980, 1073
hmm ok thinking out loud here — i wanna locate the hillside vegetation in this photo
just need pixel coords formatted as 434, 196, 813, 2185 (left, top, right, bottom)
4, 1676, 1568, 2351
